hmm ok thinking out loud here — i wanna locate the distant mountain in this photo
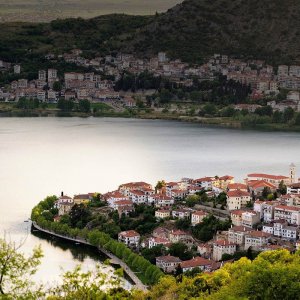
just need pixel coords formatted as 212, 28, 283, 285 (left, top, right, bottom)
123, 0, 300, 64
0, 0, 182, 22
1, 0, 300, 65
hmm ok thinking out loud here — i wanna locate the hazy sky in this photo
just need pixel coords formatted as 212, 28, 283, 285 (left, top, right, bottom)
0, 0, 183, 22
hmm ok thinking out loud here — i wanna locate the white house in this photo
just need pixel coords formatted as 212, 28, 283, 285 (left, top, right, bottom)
191, 211, 208, 226
156, 255, 181, 273
118, 230, 140, 248
212, 240, 237, 261
274, 205, 300, 225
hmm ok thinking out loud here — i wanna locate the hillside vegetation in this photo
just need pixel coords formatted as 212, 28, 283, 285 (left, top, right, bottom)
124, 0, 300, 64
2, 0, 300, 64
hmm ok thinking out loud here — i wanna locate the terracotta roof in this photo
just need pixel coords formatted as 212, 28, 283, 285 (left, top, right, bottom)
152, 237, 170, 244
275, 205, 300, 212
156, 255, 181, 263
228, 183, 248, 190
230, 209, 247, 216
194, 177, 213, 182
247, 173, 288, 180
214, 240, 236, 247
219, 175, 234, 181
115, 200, 133, 206
227, 190, 250, 197
119, 230, 140, 238
120, 182, 152, 189
247, 231, 271, 238
229, 226, 254, 232
181, 256, 212, 268
192, 210, 207, 216
289, 183, 300, 189
153, 195, 173, 201
130, 190, 145, 196
248, 180, 277, 190
156, 210, 170, 214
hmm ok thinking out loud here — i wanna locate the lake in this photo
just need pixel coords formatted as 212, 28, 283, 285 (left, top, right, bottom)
0, 117, 299, 284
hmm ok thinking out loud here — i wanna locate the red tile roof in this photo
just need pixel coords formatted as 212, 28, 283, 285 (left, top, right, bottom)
156, 255, 181, 263
247, 231, 271, 238
275, 205, 300, 212
192, 210, 207, 216
115, 200, 133, 206
214, 240, 236, 247
119, 230, 140, 238
181, 256, 212, 268
248, 173, 288, 180
229, 226, 254, 232
228, 183, 248, 190
219, 175, 234, 181
227, 190, 250, 197
248, 180, 277, 190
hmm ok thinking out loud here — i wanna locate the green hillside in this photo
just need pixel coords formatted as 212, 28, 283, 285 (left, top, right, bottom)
1, 0, 300, 65
124, 0, 300, 64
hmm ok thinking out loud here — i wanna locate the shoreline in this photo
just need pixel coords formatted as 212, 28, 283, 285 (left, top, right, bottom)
31, 221, 148, 291
1, 109, 300, 133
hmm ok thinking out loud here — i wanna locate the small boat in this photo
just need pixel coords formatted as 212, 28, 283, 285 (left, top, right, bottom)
24, 220, 29, 222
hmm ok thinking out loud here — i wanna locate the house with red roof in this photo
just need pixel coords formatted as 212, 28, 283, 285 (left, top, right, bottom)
155, 209, 171, 219
169, 230, 192, 243
151, 195, 174, 208
180, 256, 220, 273
246, 173, 290, 187
274, 205, 300, 225
230, 209, 246, 226
228, 226, 254, 246
191, 210, 208, 226
227, 190, 251, 210
244, 230, 271, 250
156, 255, 181, 273
212, 240, 237, 261
129, 189, 147, 204
104, 191, 129, 207
227, 183, 248, 192
247, 180, 277, 196
118, 230, 140, 248
118, 182, 152, 196
241, 210, 260, 228
148, 237, 171, 249
193, 177, 213, 190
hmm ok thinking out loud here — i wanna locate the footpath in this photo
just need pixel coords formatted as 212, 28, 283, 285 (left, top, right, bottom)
32, 222, 148, 291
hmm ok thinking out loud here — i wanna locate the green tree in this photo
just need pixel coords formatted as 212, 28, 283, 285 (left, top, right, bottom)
283, 107, 295, 123
0, 239, 43, 298
69, 204, 91, 229
78, 99, 91, 113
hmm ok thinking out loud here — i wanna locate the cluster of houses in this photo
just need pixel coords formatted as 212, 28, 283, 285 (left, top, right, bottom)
2, 50, 300, 113
53, 163, 300, 274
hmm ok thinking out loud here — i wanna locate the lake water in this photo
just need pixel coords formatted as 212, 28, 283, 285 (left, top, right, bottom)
0, 117, 300, 284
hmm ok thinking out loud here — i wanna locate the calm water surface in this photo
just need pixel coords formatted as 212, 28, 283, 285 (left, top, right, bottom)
0, 117, 299, 284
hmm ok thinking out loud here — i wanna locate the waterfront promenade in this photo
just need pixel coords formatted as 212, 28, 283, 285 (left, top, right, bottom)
32, 222, 148, 291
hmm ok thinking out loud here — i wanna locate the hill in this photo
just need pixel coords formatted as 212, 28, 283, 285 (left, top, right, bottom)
123, 0, 300, 64
1, 0, 300, 65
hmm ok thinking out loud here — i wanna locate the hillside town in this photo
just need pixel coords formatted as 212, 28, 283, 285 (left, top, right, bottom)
53, 163, 300, 275
1, 51, 300, 113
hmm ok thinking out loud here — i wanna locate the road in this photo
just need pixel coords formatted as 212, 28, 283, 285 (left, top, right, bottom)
32, 222, 148, 291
